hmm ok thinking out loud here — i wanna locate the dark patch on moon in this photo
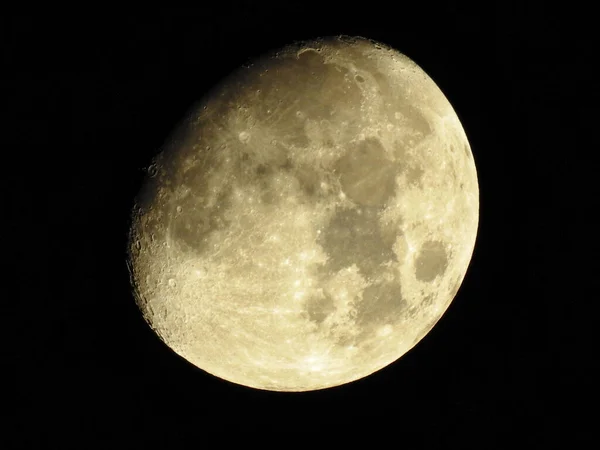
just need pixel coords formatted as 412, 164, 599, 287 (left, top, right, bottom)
334, 137, 398, 206
254, 165, 278, 203
229, 43, 366, 154
280, 157, 295, 171
464, 143, 471, 159
355, 74, 365, 83
255, 164, 268, 176
379, 218, 404, 250
414, 240, 449, 282
303, 291, 336, 324
318, 206, 397, 279
170, 187, 233, 254
295, 164, 323, 197
252, 157, 292, 180
245, 44, 364, 127
354, 278, 406, 329
254, 157, 298, 204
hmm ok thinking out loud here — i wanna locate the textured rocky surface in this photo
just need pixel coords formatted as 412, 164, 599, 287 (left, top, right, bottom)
128, 36, 479, 391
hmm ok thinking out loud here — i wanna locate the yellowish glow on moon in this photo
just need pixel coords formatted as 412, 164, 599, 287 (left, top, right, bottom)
127, 36, 479, 392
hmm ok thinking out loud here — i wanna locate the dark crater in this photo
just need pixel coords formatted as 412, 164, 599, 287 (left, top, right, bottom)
334, 137, 398, 207
414, 240, 449, 282
353, 277, 406, 330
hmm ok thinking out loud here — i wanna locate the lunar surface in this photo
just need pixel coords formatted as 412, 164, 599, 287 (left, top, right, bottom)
127, 36, 479, 392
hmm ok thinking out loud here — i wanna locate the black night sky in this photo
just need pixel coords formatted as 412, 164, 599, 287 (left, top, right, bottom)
4, 4, 591, 446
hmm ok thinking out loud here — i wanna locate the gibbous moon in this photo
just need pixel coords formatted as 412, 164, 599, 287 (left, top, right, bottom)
127, 36, 479, 392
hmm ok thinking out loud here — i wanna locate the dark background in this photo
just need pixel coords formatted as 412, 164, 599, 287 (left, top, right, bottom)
4, 3, 591, 446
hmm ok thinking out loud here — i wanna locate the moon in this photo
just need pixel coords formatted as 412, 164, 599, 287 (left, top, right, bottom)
127, 35, 479, 392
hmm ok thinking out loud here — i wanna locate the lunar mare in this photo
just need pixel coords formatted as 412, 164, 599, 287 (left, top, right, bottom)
127, 36, 479, 391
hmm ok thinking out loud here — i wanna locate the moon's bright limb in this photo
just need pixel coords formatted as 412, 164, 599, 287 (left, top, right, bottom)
127, 36, 479, 392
